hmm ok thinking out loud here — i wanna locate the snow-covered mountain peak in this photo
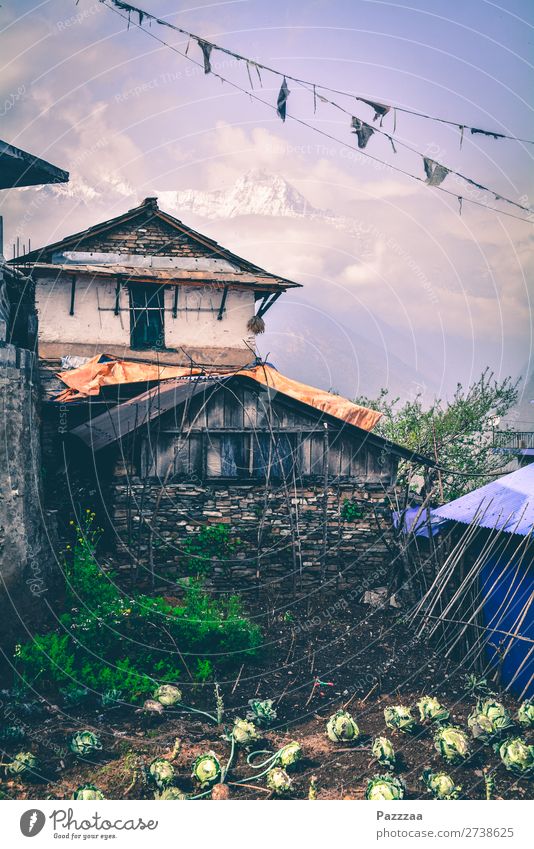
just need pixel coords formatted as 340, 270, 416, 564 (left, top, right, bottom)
157, 170, 322, 220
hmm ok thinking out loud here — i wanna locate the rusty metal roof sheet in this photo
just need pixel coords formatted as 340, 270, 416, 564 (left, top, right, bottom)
68, 371, 435, 467
23, 262, 296, 290
69, 376, 223, 453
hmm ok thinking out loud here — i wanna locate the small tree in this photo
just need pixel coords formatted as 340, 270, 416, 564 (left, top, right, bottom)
355, 369, 519, 502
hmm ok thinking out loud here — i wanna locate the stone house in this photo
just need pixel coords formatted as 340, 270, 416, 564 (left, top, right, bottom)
14, 196, 300, 372
13, 196, 434, 592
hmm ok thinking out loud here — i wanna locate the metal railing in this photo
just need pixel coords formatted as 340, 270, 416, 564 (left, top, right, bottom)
492, 430, 534, 450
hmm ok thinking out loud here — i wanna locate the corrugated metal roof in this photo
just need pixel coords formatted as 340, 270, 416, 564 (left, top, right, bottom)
69, 376, 224, 452
68, 371, 436, 467
433, 464, 534, 536
24, 262, 294, 291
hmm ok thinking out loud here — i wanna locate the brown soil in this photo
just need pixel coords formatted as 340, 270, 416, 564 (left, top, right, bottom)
0, 598, 532, 801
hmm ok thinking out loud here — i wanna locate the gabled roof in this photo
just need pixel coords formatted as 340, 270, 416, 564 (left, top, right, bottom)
12, 196, 301, 292
0, 139, 68, 189
62, 360, 435, 467
433, 463, 534, 536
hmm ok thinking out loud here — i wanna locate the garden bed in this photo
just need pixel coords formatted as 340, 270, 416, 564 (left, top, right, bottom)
1, 599, 532, 801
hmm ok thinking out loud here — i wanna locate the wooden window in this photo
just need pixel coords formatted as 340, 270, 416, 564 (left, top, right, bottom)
129, 283, 165, 350
206, 434, 248, 478
252, 433, 296, 480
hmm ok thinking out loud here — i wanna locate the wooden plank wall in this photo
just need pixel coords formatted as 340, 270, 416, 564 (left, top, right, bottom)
140, 384, 395, 484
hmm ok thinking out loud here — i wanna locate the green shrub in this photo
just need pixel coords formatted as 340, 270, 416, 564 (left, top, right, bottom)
340, 499, 363, 522
194, 659, 214, 683
15, 514, 261, 703
182, 524, 239, 576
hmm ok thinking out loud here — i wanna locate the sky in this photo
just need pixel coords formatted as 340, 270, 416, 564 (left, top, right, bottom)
1, 0, 533, 410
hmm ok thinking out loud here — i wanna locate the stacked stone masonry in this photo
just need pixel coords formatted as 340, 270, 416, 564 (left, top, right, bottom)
109, 478, 394, 591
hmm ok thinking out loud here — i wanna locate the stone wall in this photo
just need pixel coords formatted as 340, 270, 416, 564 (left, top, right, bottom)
109, 477, 394, 592
0, 267, 57, 650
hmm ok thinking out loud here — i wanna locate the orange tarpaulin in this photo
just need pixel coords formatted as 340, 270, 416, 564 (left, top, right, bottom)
55, 356, 382, 432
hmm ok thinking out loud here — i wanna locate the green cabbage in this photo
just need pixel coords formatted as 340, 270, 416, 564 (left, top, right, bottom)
365, 774, 405, 800
433, 726, 470, 764
231, 718, 259, 747
278, 740, 303, 769
266, 767, 292, 796
149, 757, 176, 788
69, 730, 103, 757
191, 752, 221, 788
246, 699, 277, 727
372, 736, 396, 770
498, 737, 534, 776
468, 699, 513, 742
6, 751, 38, 779
71, 784, 106, 800
517, 699, 534, 729
154, 684, 182, 707
422, 769, 461, 800
417, 696, 450, 724
326, 710, 360, 742
384, 705, 416, 734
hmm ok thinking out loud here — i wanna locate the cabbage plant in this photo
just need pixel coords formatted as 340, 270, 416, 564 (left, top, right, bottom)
365, 774, 405, 800
154, 787, 187, 800
266, 767, 292, 796
326, 710, 360, 742
6, 751, 38, 779
70, 730, 103, 757
191, 752, 221, 788
422, 769, 461, 800
149, 758, 175, 788
417, 696, 450, 724
433, 726, 470, 764
468, 699, 513, 742
384, 705, 416, 734
246, 699, 277, 727
517, 699, 534, 729
278, 741, 303, 769
372, 736, 396, 770
498, 737, 534, 776
154, 684, 182, 707
231, 718, 259, 747
72, 784, 106, 800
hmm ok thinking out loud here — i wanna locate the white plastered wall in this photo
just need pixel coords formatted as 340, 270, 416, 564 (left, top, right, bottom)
164, 286, 255, 349
35, 276, 256, 350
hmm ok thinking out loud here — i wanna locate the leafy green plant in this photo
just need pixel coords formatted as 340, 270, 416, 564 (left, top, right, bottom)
340, 498, 363, 522
422, 770, 461, 800
182, 524, 239, 576
366, 774, 405, 800
246, 698, 277, 727
384, 705, 416, 734
15, 515, 261, 704
194, 659, 214, 683
326, 710, 360, 742
355, 370, 518, 500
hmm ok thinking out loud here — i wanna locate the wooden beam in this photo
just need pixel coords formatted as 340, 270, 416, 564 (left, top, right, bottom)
217, 285, 229, 320
69, 276, 76, 316
114, 279, 121, 316
257, 291, 281, 318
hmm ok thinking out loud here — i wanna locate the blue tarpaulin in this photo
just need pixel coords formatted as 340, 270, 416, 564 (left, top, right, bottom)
392, 506, 447, 537
428, 465, 534, 698
432, 463, 534, 536
479, 546, 533, 699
